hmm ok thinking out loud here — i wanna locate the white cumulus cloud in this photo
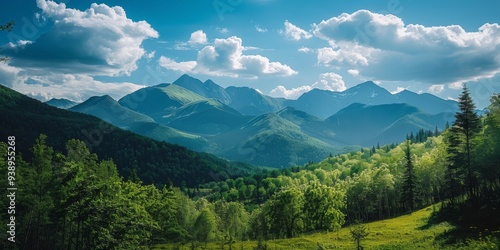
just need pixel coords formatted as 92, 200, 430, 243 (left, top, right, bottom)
2, 0, 158, 76
312, 9, 500, 85
312, 72, 346, 92
188, 30, 208, 45
0, 1, 152, 103
1, 71, 145, 102
158, 57, 196, 73
160, 36, 297, 78
269, 85, 313, 99
283, 20, 312, 41
317, 46, 370, 66
347, 69, 360, 76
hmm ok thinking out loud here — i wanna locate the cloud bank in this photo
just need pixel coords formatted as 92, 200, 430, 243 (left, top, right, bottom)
312, 10, 500, 85
160, 35, 297, 78
0, 0, 153, 101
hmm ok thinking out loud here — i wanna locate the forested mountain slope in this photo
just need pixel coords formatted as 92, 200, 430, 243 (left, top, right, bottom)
0, 85, 256, 187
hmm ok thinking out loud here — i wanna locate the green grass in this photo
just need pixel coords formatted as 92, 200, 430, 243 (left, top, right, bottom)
148, 204, 500, 249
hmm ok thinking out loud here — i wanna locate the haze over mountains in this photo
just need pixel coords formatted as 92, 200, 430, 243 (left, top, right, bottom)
0, 85, 254, 187
59, 74, 456, 167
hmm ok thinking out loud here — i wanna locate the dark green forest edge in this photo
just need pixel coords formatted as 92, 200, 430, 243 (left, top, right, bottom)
1, 86, 499, 249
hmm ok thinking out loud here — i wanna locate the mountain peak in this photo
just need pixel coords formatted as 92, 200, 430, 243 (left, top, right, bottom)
360, 80, 377, 86
45, 98, 78, 109
173, 74, 203, 86
178, 74, 197, 81
204, 79, 216, 85
91, 95, 114, 101
78, 95, 116, 107
350, 81, 383, 90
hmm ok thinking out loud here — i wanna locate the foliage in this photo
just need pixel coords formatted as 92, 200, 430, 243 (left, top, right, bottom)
0, 136, 198, 249
350, 221, 369, 250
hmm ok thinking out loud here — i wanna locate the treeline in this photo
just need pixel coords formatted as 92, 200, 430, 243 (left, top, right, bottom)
201, 134, 446, 224
441, 88, 500, 228
0, 136, 192, 249
0, 136, 345, 249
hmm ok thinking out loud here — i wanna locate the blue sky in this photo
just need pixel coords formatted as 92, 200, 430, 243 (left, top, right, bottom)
1, 0, 499, 109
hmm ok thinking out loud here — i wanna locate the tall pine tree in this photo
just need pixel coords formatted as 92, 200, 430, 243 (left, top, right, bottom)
401, 140, 417, 213
449, 84, 481, 199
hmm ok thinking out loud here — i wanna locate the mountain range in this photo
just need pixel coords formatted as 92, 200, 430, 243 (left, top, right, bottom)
51, 74, 457, 167
0, 84, 254, 187
45, 98, 78, 109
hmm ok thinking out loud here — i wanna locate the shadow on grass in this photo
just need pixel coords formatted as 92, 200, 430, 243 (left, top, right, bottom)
418, 195, 500, 246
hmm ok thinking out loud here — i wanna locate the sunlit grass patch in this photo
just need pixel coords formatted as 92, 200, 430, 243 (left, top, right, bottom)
150, 205, 457, 249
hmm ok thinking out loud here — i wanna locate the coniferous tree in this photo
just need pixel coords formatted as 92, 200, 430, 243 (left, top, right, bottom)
350, 221, 369, 250
445, 125, 465, 205
401, 140, 416, 212
450, 84, 481, 199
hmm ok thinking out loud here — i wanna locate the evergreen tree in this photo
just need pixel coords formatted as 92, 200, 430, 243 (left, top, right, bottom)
450, 84, 481, 199
401, 140, 416, 212
23, 134, 55, 248
445, 125, 465, 205
350, 221, 369, 250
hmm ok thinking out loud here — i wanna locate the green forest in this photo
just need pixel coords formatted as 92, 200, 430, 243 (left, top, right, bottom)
1, 87, 499, 249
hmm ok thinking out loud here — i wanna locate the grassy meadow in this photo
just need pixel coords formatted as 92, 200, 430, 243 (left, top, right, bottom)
149, 204, 499, 250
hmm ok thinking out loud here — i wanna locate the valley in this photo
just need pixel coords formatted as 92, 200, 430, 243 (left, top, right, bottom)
1, 82, 499, 249
1, 1, 499, 249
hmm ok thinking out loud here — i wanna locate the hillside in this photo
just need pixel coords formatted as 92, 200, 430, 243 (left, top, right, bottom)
163, 99, 252, 135
324, 103, 452, 146
70, 95, 209, 150
0, 85, 255, 187
118, 83, 206, 121
212, 112, 345, 167
225, 86, 287, 116
71, 95, 156, 127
